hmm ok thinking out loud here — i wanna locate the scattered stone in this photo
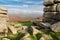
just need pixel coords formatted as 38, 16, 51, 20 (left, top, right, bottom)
23, 34, 31, 40
8, 26, 17, 34
22, 26, 28, 30
40, 37, 45, 40
16, 27, 23, 33
3, 38, 10, 40
40, 34, 52, 40
32, 26, 41, 35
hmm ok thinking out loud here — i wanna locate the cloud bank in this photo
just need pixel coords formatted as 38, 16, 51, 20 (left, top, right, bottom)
0, 0, 44, 16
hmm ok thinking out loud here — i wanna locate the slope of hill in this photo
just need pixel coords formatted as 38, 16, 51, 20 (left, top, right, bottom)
8, 13, 43, 22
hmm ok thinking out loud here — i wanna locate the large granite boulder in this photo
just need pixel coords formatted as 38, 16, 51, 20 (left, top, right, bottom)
44, 4, 57, 12
54, 0, 60, 3
0, 7, 8, 37
51, 22, 60, 33
44, 0, 54, 6
0, 7, 7, 14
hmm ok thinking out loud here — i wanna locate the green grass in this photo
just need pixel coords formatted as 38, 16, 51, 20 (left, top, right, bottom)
8, 22, 60, 40
7, 32, 25, 40
19, 22, 33, 26
10, 22, 34, 26
0, 37, 2, 40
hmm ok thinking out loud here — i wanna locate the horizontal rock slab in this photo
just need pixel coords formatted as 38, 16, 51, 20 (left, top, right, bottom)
54, 0, 60, 3
0, 7, 7, 14
43, 12, 60, 21
43, 12, 57, 19
44, 4, 57, 12
43, 17, 57, 24
43, 12, 58, 24
44, 0, 54, 6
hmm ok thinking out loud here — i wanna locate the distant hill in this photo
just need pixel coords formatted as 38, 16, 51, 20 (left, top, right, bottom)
8, 13, 43, 22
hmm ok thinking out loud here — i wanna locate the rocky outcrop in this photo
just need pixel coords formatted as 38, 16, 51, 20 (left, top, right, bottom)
43, 0, 60, 34
0, 7, 8, 37
51, 22, 60, 32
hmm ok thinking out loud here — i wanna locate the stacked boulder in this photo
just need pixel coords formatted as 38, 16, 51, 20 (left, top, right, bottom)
43, 0, 60, 33
43, 0, 60, 24
0, 7, 8, 37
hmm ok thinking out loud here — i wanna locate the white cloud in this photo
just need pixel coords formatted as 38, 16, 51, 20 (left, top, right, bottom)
0, 4, 44, 15
0, 4, 42, 9
9, 0, 42, 5
0, 0, 44, 15
12, 0, 22, 1
0, 5, 21, 8
8, 6, 44, 15
24, 1, 43, 5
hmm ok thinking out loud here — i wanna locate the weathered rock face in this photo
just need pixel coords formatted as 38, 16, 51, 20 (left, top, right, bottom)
43, 0, 60, 22
44, 0, 54, 6
8, 26, 17, 34
40, 34, 52, 40
43, 12, 57, 24
43, 0, 60, 33
57, 3, 60, 12
0, 7, 8, 37
3, 38, 10, 40
0, 7, 7, 14
44, 12, 57, 19
44, 4, 57, 12
54, 0, 60, 3
51, 22, 60, 32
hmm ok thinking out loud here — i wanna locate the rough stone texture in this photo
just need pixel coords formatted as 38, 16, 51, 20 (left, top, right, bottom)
0, 7, 8, 37
0, 7, 7, 14
23, 34, 31, 40
44, 0, 54, 6
51, 22, 60, 32
54, 0, 60, 3
31, 26, 42, 35
8, 26, 17, 34
44, 4, 57, 12
40, 34, 52, 40
44, 12, 57, 19
57, 3, 60, 12
3, 38, 10, 40
43, 0, 60, 23
43, 12, 57, 24
43, 0, 60, 38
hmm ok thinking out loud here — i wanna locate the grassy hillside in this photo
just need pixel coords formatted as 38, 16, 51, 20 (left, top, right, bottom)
10, 22, 34, 26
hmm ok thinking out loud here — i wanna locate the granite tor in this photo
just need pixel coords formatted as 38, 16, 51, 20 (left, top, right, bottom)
0, 7, 8, 37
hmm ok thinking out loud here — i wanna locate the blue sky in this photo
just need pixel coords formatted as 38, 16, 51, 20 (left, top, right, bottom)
0, 0, 44, 16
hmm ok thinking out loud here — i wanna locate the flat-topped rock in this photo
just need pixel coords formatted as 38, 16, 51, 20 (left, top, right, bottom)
0, 7, 7, 14
3, 38, 10, 40
44, 0, 54, 6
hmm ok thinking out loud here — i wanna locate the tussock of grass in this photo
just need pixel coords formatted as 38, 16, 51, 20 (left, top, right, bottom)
7, 32, 25, 40
0, 37, 2, 40
8, 22, 60, 40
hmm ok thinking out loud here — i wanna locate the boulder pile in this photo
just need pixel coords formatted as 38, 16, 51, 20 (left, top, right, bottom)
43, 0, 60, 33
0, 7, 8, 37
44, 0, 60, 24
